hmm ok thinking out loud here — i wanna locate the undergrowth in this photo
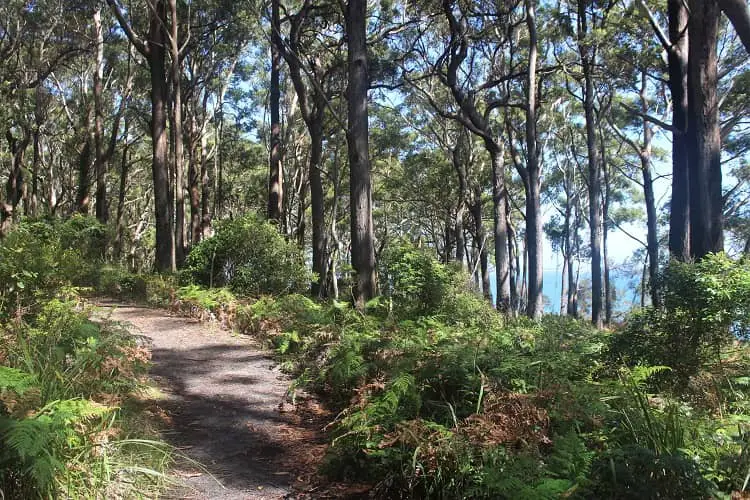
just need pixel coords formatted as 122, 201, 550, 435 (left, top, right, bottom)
0, 218, 172, 499
20, 218, 747, 499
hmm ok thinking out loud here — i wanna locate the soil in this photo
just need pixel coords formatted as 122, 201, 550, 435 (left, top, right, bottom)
95, 300, 339, 500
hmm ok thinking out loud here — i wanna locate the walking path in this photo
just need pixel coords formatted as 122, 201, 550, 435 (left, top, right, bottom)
99, 301, 328, 499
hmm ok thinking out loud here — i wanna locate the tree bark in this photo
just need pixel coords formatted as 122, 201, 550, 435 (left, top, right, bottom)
639, 73, 660, 308
93, 7, 108, 223
346, 0, 377, 307
488, 145, 511, 311
170, 0, 185, 265
470, 190, 491, 301
114, 118, 130, 259
578, 0, 603, 327
452, 142, 467, 266
107, 0, 174, 272
524, 0, 543, 319
688, 0, 723, 258
268, 0, 283, 223
667, 0, 690, 260
6, 128, 30, 211
151, 1, 173, 271
309, 119, 328, 297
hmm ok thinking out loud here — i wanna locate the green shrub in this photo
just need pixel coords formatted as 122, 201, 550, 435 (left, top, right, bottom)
0, 216, 106, 318
0, 297, 169, 499
587, 446, 716, 499
612, 253, 750, 383
183, 213, 311, 296
379, 241, 502, 329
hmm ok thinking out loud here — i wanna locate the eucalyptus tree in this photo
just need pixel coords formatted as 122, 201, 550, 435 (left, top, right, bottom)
345, 0, 377, 306
272, 0, 346, 296
106, 0, 173, 271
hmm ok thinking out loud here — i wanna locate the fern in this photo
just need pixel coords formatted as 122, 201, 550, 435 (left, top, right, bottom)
0, 365, 37, 395
0, 398, 112, 494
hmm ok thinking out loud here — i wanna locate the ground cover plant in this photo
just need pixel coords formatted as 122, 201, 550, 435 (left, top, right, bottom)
129, 229, 750, 499
0, 219, 172, 499
80, 218, 750, 499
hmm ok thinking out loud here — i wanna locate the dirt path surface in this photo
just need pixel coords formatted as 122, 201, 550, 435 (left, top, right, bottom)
97, 300, 327, 499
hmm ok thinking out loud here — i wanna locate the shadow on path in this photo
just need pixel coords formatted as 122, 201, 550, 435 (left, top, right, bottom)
104, 303, 309, 500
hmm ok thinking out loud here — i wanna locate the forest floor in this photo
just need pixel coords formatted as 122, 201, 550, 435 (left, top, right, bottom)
96, 300, 345, 500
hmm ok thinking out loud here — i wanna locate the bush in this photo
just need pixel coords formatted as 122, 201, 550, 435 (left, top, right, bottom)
588, 446, 716, 499
0, 297, 169, 499
612, 253, 750, 383
182, 213, 311, 296
379, 241, 501, 328
0, 216, 106, 318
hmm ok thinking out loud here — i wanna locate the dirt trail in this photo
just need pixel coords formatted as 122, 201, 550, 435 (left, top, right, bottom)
97, 300, 326, 499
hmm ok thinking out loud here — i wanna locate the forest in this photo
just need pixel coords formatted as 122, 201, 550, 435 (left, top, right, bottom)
1, 0, 750, 498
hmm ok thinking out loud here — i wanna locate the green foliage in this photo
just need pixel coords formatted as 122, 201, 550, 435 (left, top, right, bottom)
0, 296, 169, 499
588, 446, 716, 499
183, 213, 311, 296
379, 241, 501, 329
379, 241, 457, 317
613, 254, 750, 382
0, 216, 106, 318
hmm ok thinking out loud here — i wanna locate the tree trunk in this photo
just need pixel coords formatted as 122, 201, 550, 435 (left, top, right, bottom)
524, 0, 543, 319
200, 102, 211, 237
93, 7, 108, 223
76, 116, 93, 214
578, 0, 603, 327
6, 129, 30, 212
583, 73, 602, 325
346, 0, 377, 307
268, 0, 283, 223
508, 204, 519, 316
602, 129, 612, 325
640, 72, 660, 308
687, 0, 723, 258
667, 0, 690, 260
114, 118, 130, 259
310, 120, 328, 297
453, 145, 467, 266
489, 145, 511, 311
170, 0, 185, 266
187, 104, 201, 246
150, 0, 174, 272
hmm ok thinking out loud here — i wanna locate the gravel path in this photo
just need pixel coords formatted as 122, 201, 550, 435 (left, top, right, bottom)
97, 300, 325, 500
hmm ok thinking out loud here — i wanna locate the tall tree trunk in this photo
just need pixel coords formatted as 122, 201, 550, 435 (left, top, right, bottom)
6, 129, 30, 212
667, 0, 690, 260
508, 204, 519, 316
687, 0, 723, 258
310, 119, 328, 297
453, 144, 467, 266
268, 0, 283, 223
93, 7, 108, 223
31, 86, 43, 217
114, 118, 130, 259
524, 0, 543, 319
563, 184, 573, 315
188, 106, 201, 246
76, 114, 93, 214
346, 0, 377, 307
200, 96, 211, 237
582, 72, 602, 324
639, 72, 660, 308
578, 0, 603, 327
150, 0, 174, 272
170, 0, 185, 265
601, 127, 612, 325
489, 145, 511, 311
569, 199, 581, 317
